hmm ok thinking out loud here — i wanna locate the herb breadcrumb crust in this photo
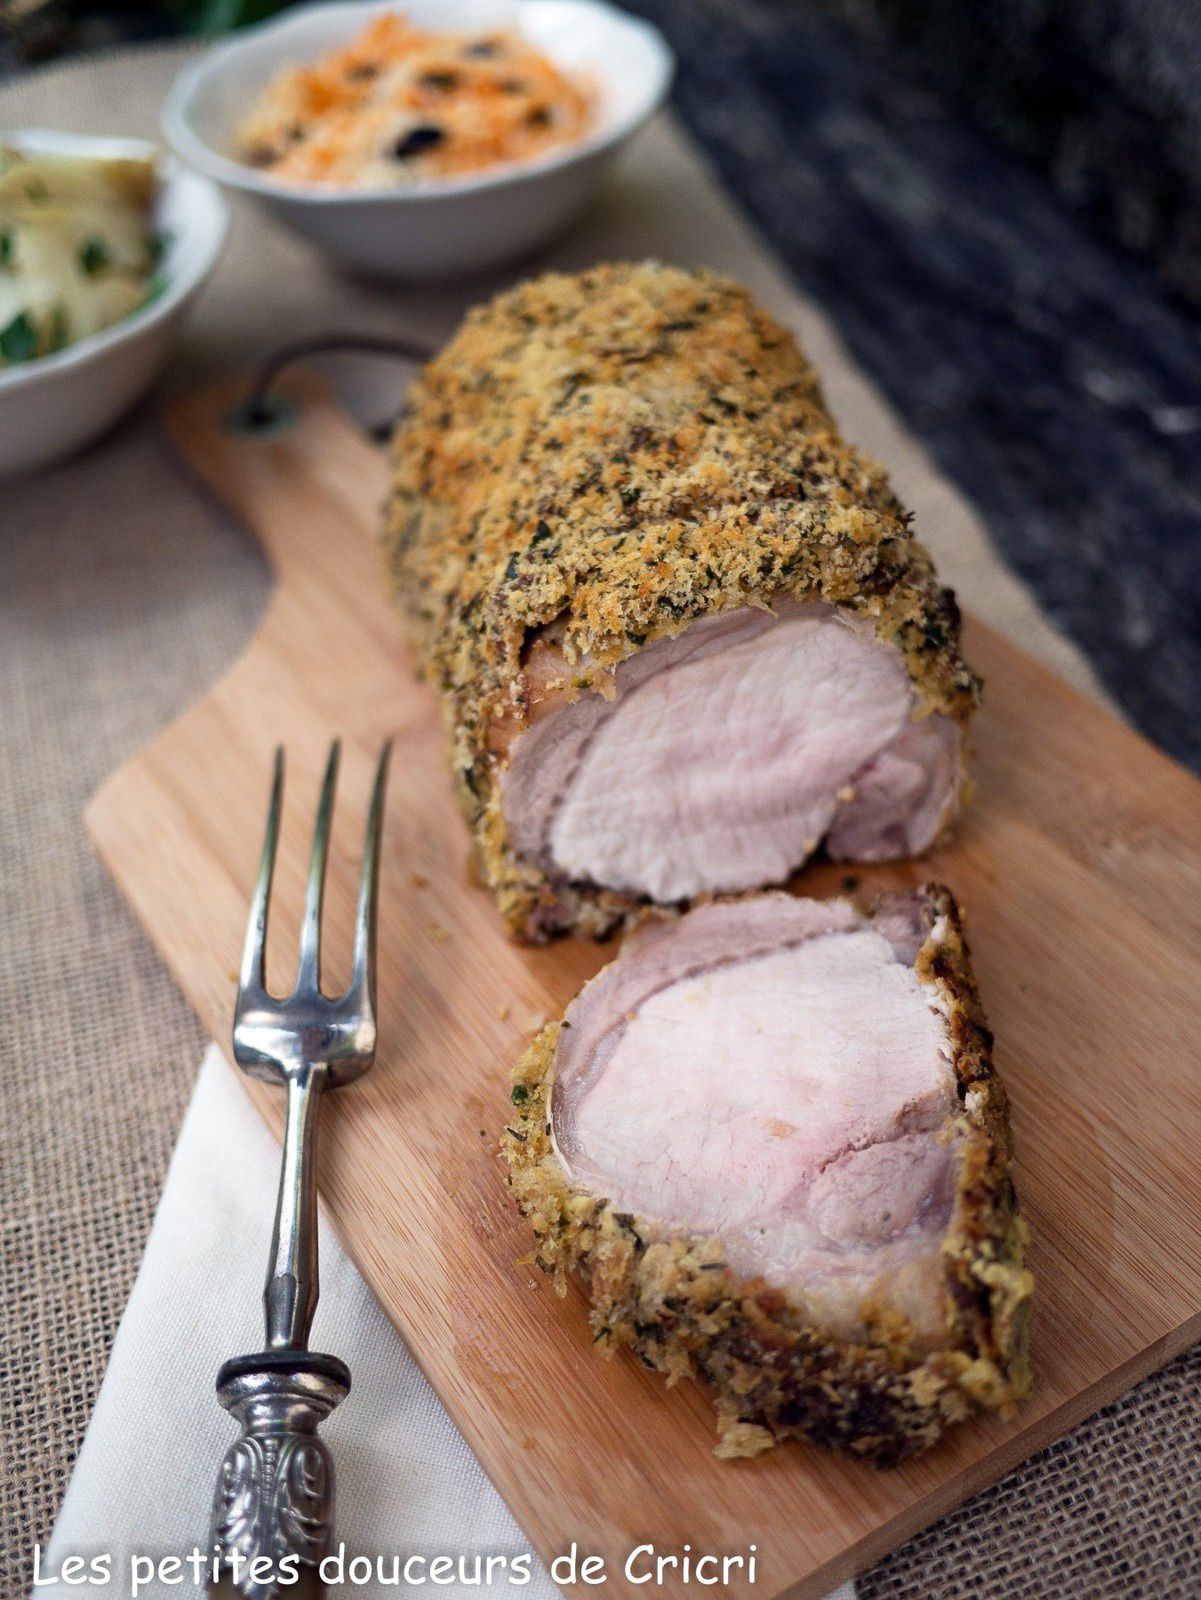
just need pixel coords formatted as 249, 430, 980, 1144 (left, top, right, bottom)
502, 886, 1032, 1465
385, 262, 980, 941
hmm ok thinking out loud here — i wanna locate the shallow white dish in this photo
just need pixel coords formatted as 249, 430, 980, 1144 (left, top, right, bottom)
0, 130, 228, 479
162, 0, 673, 280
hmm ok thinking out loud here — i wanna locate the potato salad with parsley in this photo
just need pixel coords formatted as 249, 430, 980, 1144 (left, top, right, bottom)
0, 148, 164, 369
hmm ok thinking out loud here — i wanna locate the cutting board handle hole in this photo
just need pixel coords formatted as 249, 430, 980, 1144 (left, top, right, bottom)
224, 395, 301, 438
226, 332, 436, 444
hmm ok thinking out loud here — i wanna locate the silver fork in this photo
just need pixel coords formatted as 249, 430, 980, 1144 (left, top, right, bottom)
208, 740, 390, 1600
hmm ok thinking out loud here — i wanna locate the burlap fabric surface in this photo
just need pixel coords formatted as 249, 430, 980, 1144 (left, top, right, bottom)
3, 43, 1198, 1600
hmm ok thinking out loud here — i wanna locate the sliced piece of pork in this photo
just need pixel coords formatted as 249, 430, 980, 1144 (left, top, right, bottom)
384, 263, 980, 943
501, 602, 961, 907
551, 892, 957, 1346
504, 886, 1032, 1464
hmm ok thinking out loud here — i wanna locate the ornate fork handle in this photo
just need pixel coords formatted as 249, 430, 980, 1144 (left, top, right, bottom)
209, 1063, 346, 1599
210, 1349, 348, 1600
208, 744, 389, 1600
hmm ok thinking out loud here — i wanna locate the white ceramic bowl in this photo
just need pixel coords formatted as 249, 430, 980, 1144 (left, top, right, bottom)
162, 0, 673, 280
0, 130, 228, 479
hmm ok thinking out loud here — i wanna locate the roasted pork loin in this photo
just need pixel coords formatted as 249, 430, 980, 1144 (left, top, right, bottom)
503, 887, 1031, 1464
386, 264, 978, 941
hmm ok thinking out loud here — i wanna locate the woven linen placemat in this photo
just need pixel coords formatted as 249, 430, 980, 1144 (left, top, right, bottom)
3, 42, 1198, 1600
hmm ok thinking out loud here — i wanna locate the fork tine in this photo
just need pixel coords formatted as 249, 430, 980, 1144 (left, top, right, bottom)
239, 747, 284, 998
349, 742, 392, 1008
296, 740, 341, 994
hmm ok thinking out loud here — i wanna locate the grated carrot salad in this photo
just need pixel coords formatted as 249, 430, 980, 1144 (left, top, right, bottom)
235, 14, 594, 187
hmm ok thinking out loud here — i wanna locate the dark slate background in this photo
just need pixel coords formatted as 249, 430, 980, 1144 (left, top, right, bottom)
825, 0, 1201, 312
625, 0, 1201, 770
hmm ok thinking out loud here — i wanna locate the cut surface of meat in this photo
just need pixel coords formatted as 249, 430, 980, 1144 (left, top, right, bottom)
504, 885, 1032, 1463
552, 895, 956, 1345
502, 603, 960, 905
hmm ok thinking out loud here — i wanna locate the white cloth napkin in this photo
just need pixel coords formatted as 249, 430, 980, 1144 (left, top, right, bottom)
37, 1044, 856, 1600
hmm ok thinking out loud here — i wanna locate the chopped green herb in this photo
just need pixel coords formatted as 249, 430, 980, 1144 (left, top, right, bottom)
79, 238, 111, 276
0, 310, 38, 364
511, 1084, 529, 1105
0, 232, 12, 268
142, 271, 169, 306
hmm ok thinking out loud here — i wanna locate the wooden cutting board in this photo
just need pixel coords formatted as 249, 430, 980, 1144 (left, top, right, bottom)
88, 380, 1201, 1599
